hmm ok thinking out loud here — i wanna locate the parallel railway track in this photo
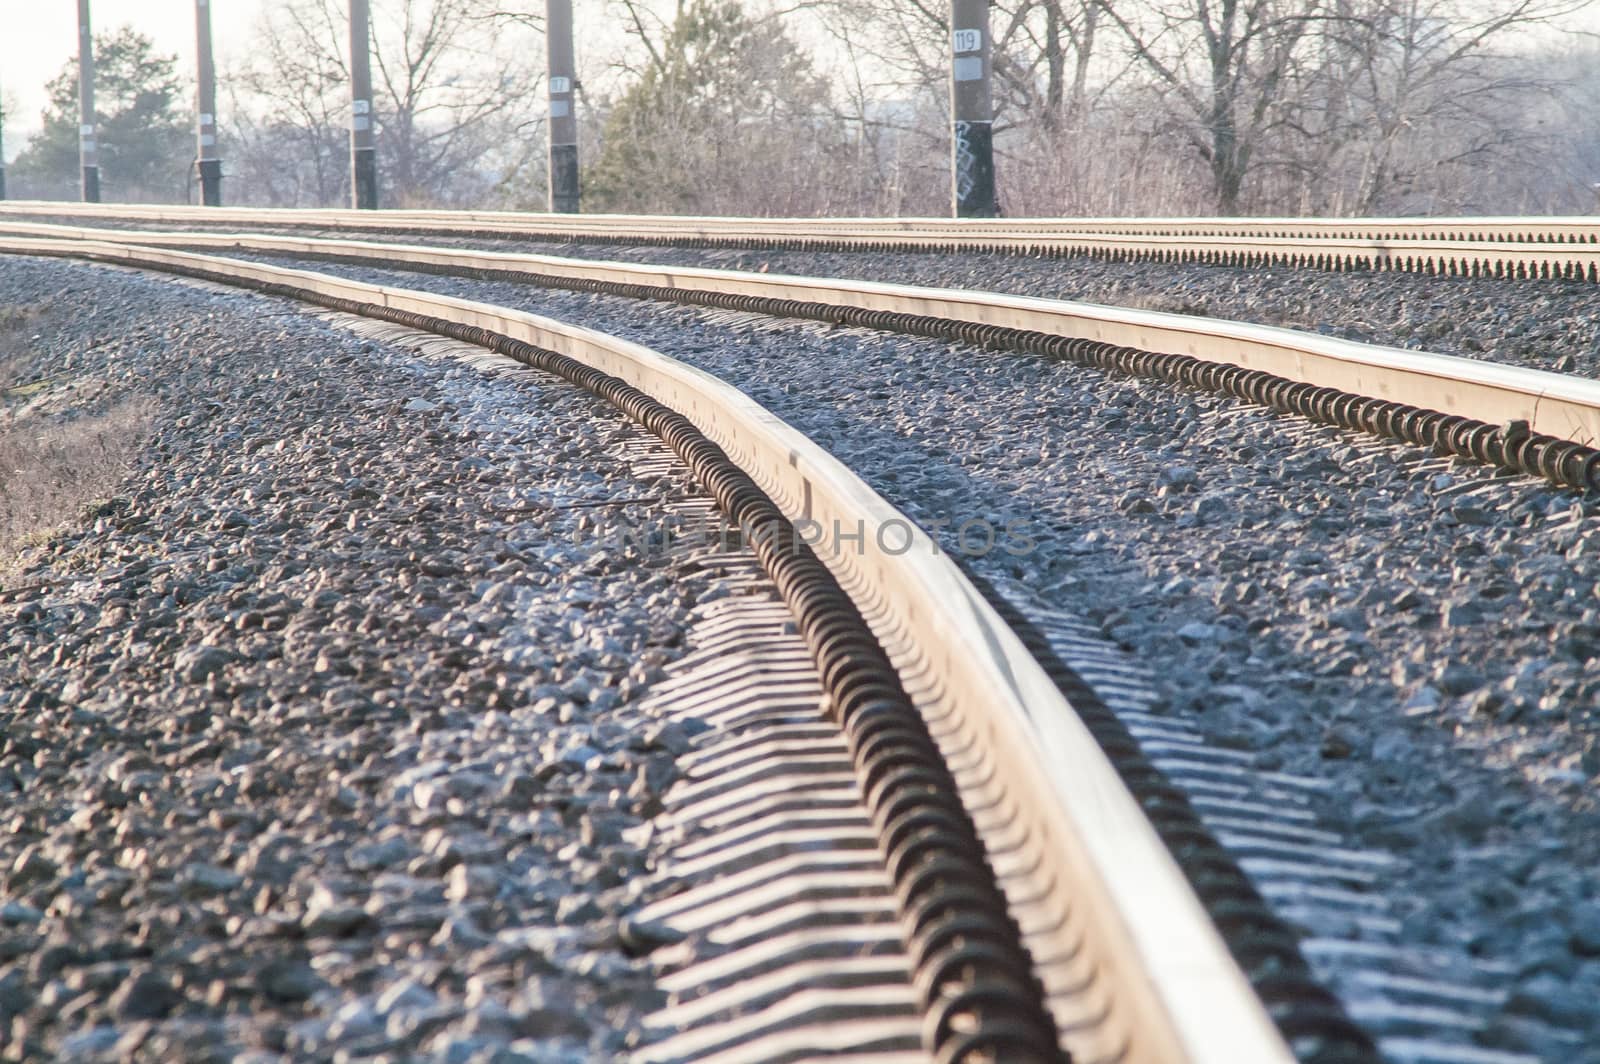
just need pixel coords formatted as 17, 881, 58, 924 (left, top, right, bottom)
3, 222, 1596, 484
5, 216, 1597, 1062
3, 201, 1600, 281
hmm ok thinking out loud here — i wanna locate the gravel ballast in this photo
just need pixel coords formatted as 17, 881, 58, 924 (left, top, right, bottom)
8, 243, 1600, 1059
250, 252, 1600, 1060
0, 257, 760, 1060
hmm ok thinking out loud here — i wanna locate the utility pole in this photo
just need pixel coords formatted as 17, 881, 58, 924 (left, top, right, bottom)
546, 0, 579, 213
949, 0, 996, 218
78, 0, 100, 203
349, 0, 378, 209
1, 76, 8, 201
195, 0, 222, 205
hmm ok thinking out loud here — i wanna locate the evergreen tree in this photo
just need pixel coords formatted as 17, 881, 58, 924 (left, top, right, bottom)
587, 0, 845, 214
11, 28, 191, 202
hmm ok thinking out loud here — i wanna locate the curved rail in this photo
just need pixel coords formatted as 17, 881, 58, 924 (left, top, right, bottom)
2, 200, 1599, 281
6, 221, 1597, 474
0, 234, 1297, 1063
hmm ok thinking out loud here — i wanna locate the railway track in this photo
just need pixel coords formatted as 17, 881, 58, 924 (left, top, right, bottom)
0, 239, 1314, 1062
4, 222, 1598, 1062
3, 222, 1596, 486
3, 201, 1600, 281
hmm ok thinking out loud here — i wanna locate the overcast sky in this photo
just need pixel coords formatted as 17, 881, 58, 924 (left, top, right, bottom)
3, 1, 270, 160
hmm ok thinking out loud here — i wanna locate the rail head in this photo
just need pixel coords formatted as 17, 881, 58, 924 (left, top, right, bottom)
0, 234, 1294, 1063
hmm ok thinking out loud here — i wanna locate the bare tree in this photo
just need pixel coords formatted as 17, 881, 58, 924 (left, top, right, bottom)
370, 0, 542, 203
225, 0, 544, 207
1543, 44, 1600, 213
1316, 0, 1587, 213
202, 0, 1599, 216
1094, 0, 1325, 212
991, 0, 1105, 132
227, 1, 350, 205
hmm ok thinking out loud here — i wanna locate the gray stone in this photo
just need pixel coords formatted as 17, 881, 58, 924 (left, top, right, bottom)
618, 916, 685, 957
376, 978, 438, 1017
259, 960, 321, 1003
182, 863, 243, 896
1442, 599, 1484, 628
1117, 492, 1158, 515
348, 837, 412, 872
629, 759, 678, 799
0, 902, 43, 926
434, 1035, 506, 1064
175, 645, 233, 684
8, 849, 58, 891
58, 1028, 122, 1057
1470, 689, 1508, 720
1157, 465, 1199, 492
1436, 663, 1485, 697
555, 744, 602, 770
327, 999, 383, 1042
432, 912, 491, 949
303, 904, 376, 938
514, 984, 590, 1039
1320, 727, 1359, 760
555, 895, 601, 924
446, 865, 500, 903
109, 967, 182, 1020
1507, 975, 1593, 1027
1327, 607, 1366, 632
1371, 732, 1415, 762
0, 967, 31, 1019
640, 722, 695, 757
387, 1001, 462, 1041
1567, 903, 1600, 957
1402, 685, 1442, 715
1390, 588, 1425, 611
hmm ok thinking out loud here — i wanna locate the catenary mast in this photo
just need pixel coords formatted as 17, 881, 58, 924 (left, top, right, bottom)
546, 0, 580, 213
78, 0, 100, 202
195, 0, 222, 205
949, 0, 997, 217
350, 0, 378, 208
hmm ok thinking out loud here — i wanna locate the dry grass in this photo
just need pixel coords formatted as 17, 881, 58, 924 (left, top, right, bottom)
1, 306, 154, 587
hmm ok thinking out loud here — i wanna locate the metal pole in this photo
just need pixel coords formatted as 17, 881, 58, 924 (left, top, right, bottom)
349, 0, 378, 209
949, 0, 996, 218
78, 0, 100, 202
546, 0, 580, 213
0, 76, 8, 201
195, 0, 222, 206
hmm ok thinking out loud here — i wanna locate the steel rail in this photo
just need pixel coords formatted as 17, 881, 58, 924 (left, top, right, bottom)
2, 201, 1599, 280
6, 221, 1597, 481
0, 234, 1298, 1063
